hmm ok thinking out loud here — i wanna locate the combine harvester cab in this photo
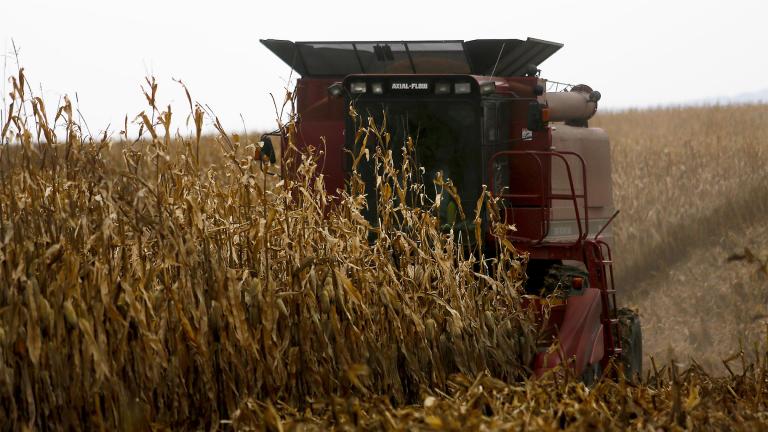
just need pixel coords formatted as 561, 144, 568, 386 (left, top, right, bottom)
262, 38, 641, 381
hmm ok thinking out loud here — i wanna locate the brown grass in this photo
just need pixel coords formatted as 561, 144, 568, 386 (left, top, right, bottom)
593, 105, 768, 371
234, 356, 768, 430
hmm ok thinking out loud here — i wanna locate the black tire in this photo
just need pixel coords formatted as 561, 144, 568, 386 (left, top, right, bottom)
618, 307, 643, 381
580, 361, 603, 387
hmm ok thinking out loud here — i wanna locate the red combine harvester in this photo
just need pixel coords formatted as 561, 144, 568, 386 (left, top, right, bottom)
262, 38, 642, 381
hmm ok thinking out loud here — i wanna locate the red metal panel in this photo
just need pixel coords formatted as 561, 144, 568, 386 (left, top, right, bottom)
533, 287, 605, 376
295, 78, 347, 194
504, 115, 552, 208
505, 207, 548, 241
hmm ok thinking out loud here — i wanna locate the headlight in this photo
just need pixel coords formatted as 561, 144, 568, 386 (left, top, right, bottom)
350, 81, 367, 94
435, 82, 451, 95
327, 82, 344, 98
371, 82, 384, 95
454, 82, 471, 94
480, 81, 496, 95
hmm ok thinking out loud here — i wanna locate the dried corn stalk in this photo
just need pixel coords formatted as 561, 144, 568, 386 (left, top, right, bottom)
0, 68, 534, 429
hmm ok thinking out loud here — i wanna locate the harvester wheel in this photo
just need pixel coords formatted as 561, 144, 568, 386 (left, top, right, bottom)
580, 361, 603, 387
618, 307, 642, 381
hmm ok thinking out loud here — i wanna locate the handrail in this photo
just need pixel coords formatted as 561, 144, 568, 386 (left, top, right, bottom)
488, 150, 589, 247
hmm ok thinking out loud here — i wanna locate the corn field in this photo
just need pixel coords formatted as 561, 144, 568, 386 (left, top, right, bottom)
0, 68, 536, 429
2, 67, 768, 430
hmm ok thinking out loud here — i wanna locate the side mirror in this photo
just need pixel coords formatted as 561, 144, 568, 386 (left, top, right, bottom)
527, 102, 549, 132
258, 136, 277, 164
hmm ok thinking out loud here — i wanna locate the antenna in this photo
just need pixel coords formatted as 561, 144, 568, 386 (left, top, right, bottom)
490, 41, 506, 77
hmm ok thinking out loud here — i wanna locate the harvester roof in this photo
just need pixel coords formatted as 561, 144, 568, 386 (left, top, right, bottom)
261, 38, 562, 78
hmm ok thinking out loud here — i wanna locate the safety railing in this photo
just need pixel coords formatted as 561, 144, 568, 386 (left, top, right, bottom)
488, 150, 589, 247
545, 80, 576, 93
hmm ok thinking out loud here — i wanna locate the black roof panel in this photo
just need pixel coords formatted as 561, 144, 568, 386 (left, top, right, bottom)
261, 38, 562, 77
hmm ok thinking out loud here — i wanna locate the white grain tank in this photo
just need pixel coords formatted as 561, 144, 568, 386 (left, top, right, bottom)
540, 84, 614, 244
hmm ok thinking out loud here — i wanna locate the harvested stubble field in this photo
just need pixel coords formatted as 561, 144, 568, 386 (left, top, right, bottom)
593, 105, 768, 372
1, 67, 768, 430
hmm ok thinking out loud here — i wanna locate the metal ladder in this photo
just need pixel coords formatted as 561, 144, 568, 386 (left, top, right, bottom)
588, 239, 623, 359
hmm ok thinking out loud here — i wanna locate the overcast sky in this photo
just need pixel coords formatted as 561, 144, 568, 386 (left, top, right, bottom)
2, 0, 767, 134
